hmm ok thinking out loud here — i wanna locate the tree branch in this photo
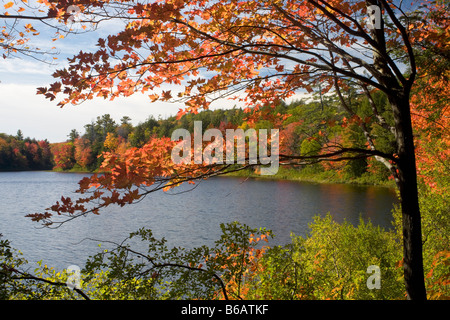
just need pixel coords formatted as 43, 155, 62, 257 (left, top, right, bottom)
379, 0, 416, 88
1, 266, 90, 300
0, 14, 53, 21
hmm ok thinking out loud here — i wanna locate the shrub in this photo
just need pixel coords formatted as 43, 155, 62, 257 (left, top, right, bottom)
392, 182, 450, 300
244, 214, 404, 299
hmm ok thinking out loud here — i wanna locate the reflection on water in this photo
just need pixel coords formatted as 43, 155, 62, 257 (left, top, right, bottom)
0, 171, 398, 270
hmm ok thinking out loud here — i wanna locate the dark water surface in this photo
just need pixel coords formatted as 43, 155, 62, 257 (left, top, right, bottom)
0, 171, 398, 270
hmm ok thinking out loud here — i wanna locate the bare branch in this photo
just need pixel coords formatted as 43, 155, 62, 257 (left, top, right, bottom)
1, 266, 90, 300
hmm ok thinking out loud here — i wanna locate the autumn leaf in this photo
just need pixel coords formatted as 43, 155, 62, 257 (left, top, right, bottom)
13, 1, 445, 300
148, 93, 159, 102
161, 90, 172, 100
4, 2, 14, 10
36, 87, 47, 95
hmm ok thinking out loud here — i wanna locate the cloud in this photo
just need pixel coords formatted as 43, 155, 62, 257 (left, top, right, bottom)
0, 58, 56, 81
0, 83, 183, 142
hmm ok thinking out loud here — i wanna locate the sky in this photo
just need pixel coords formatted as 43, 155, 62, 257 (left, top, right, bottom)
0, 2, 314, 143
0, 16, 197, 143
1, 0, 419, 143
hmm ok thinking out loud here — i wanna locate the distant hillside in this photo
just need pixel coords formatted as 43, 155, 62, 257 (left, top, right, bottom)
0, 131, 53, 171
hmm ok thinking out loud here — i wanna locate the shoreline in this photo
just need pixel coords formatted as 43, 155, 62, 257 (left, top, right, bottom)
222, 167, 397, 189
5, 166, 396, 189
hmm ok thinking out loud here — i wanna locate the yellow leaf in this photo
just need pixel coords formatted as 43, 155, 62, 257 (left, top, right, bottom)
4, 2, 13, 10
117, 70, 127, 80
148, 94, 159, 102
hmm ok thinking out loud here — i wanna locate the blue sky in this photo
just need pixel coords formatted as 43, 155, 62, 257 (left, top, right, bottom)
0, 0, 420, 143
0, 1, 314, 143
0, 17, 190, 142
0, 19, 300, 143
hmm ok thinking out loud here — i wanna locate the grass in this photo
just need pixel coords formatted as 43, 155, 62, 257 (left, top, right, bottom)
52, 163, 396, 188
225, 166, 396, 188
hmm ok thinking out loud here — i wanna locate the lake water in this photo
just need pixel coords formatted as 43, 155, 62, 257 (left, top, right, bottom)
0, 171, 399, 271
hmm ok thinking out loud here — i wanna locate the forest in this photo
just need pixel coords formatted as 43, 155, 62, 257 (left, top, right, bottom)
0, 0, 448, 302
0, 131, 53, 171
1, 91, 396, 185
2, 76, 448, 300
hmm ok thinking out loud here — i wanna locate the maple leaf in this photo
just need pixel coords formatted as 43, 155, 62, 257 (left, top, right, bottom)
4, 2, 14, 10
161, 90, 172, 100
148, 93, 159, 102
49, 82, 62, 94
36, 87, 47, 95
17, 0, 445, 300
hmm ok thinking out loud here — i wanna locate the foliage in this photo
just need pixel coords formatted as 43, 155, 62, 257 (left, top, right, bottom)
240, 215, 404, 300
1, 222, 272, 300
0, 234, 84, 300
50, 142, 75, 171
392, 182, 450, 300
3, 188, 450, 300
74, 138, 94, 169
2, 0, 448, 300
0, 133, 53, 171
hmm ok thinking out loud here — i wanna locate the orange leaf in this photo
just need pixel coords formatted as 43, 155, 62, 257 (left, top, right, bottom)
4, 2, 13, 9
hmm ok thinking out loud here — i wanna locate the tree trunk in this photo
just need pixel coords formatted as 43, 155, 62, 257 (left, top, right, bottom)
390, 93, 427, 300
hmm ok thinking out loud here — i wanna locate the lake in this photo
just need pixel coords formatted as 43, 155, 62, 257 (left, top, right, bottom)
0, 171, 399, 271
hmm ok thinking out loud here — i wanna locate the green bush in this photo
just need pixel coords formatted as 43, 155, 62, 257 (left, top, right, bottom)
392, 183, 450, 300
245, 214, 404, 299
2, 181, 448, 300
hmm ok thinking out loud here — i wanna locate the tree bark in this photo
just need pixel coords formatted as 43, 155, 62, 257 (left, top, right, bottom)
390, 93, 427, 300
365, 0, 426, 300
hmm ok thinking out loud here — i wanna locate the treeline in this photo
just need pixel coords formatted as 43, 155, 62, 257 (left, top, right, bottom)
0, 131, 53, 171
0, 92, 395, 183
47, 91, 394, 184
49, 108, 247, 171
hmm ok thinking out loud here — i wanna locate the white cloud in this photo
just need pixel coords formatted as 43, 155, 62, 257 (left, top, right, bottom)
0, 57, 42, 79
0, 83, 183, 142
0, 13, 318, 144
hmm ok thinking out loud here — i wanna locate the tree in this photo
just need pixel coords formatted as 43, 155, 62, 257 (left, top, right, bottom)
25, 0, 449, 300
37, 139, 54, 169
407, 2, 449, 192
120, 116, 132, 126
68, 129, 80, 143
16, 130, 23, 141
103, 132, 119, 152
51, 142, 75, 171
117, 116, 133, 140
95, 114, 118, 140
74, 137, 95, 169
